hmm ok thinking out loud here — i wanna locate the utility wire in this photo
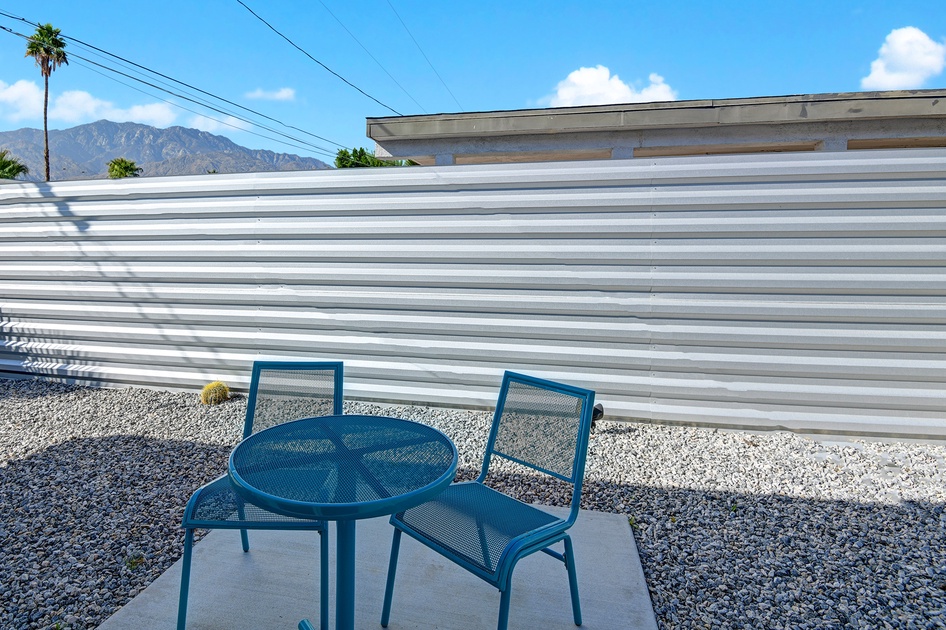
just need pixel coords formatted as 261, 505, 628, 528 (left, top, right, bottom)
69, 58, 337, 158
316, 0, 426, 113
65, 37, 345, 149
1, 10, 388, 167
384, 0, 463, 112
67, 40, 341, 157
1, 22, 338, 158
237, 0, 403, 116
0, 8, 345, 151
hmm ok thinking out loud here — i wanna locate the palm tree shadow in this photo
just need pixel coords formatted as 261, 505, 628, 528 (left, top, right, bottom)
2, 179, 240, 391
2, 184, 88, 388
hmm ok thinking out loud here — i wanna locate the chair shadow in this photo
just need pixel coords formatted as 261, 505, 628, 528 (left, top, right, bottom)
1, 431, 944, 629
459, 457, 946, 629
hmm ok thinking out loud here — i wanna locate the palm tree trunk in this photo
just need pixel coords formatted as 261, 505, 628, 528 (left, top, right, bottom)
43, 74, 50, 182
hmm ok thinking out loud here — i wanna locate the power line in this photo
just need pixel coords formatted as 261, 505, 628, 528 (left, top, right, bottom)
237, 0, 403, 116
0, 9, 389, 168
316, 0, 426, 113
70, 58, 338, 159
64, 36, 346, 150
1, 22, 338, 158
384, 0, 463, 112
66, 47, 339, 157
0, 9, 344, 151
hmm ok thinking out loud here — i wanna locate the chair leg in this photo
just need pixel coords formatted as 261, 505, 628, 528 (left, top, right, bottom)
380, 528, 402, 628
563, 535, 582, 626
497, 586, 511, 630
319, 528, 329, 630
177, 528, 195, 630
236, 496, 250, 552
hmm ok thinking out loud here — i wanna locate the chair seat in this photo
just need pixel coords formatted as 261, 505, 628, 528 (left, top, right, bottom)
393, 481, 563, 579
182, 475, 326, 530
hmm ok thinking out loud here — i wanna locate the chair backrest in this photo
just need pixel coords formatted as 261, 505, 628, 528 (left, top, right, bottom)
478, 371, 595, 523
243, 361, 344, 438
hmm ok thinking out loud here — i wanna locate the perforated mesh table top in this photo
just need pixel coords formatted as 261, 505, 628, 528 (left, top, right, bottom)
229, 415, 458, 521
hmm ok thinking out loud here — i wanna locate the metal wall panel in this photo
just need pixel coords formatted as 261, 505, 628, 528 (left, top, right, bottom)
2, 148, 945, 438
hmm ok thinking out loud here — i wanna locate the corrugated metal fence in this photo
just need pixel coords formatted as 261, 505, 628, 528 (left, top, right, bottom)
2, 149, 945, 438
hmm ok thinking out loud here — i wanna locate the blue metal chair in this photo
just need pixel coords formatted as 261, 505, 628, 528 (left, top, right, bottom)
381, 371, 596, 630
177, 361, 344, 630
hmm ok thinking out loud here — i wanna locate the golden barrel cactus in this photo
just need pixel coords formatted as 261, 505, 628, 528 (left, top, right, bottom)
200, 381, 230, 405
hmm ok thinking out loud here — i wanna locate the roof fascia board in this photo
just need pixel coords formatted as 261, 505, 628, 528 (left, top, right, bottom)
367, 90, 946, 141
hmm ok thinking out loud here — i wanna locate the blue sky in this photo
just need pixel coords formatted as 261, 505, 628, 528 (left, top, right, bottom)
0, 1, 944, 163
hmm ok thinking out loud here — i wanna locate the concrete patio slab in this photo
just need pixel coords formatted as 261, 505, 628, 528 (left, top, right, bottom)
98, 507, 657, 630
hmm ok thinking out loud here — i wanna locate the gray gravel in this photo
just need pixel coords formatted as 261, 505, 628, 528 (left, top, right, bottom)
1, 378, 945, 629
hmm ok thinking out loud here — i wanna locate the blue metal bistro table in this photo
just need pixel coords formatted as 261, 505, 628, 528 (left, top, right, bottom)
229, 414, 458, 630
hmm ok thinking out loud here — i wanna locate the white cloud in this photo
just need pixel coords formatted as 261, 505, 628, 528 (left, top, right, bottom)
0, 79, 44, 121
49, 90, 178, 126
861, 26, 946, 90
245, 87, 296, 101
188, 114, 251, 133
542, 65, 677, 107
1, 83, 178, 127
122, 103, 179, 127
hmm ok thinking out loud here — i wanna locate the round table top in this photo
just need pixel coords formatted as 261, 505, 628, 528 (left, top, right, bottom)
228, 414, 458, 521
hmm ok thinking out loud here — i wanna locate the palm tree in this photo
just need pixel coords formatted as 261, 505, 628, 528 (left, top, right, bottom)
0, 149, 30, 180
107, 157, 143, 179
25, 23, 68, 182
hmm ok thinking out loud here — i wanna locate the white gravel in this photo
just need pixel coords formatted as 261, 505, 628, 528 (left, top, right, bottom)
0, 378, 944, 629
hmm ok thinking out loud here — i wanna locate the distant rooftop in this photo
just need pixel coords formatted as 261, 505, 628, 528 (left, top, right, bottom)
367, 89, 946, 166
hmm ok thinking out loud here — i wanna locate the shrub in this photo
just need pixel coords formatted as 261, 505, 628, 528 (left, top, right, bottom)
200, 381, 230, 405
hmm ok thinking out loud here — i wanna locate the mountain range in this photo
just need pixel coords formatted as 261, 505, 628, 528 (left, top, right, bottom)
0, 120, 332, 181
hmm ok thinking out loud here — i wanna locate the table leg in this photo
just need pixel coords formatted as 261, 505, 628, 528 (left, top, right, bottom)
335, 519, 356, 630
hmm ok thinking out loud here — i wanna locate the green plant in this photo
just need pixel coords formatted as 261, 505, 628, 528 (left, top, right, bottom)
107, 157, 142, 178
124, 551, 145, 570
25, 23, 67, 181
0, 149, 29, 180
200, 380, 230, 405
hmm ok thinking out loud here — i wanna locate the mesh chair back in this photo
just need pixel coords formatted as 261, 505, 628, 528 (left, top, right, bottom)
483, 371, 595, 487
243, 361, 344, 437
